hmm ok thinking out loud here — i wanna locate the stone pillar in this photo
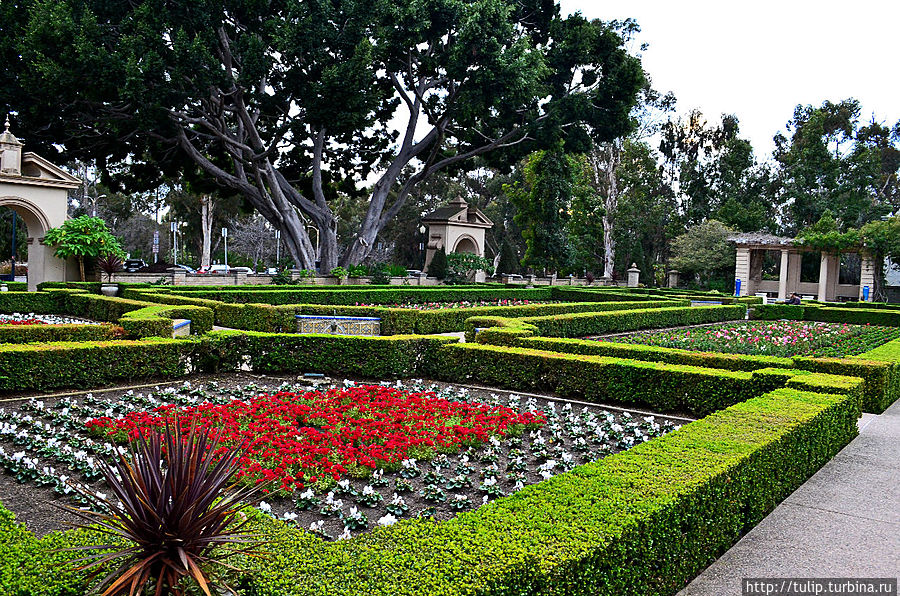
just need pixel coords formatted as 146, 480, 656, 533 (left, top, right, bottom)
860, 253, 876, 301
818, 253, 831, 302
526, 274, 535, 288
734, 247, 751, 296
626, 263, 641, 288
777, 249, 790, 301
417, 272, 428, 286
667, 269, 680, 288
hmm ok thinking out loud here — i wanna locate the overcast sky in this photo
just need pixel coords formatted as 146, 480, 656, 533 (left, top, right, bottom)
559, 0, 900, 160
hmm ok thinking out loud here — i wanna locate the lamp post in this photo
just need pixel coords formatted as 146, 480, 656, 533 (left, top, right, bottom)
274, 229, 281, 266
418, 224, 427, 269
87, 194, 106, 218
170, 221, 177, 265
222, 227, 228, 269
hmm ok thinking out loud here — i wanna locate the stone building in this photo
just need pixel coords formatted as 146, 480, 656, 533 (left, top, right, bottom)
422, 196, 493, 272
730, 232, 874, 302
0, 119, 78, 290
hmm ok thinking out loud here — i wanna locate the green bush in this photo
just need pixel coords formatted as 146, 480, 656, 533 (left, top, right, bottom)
205, 330, 455, 378
168, 287, 556, 305
432, 343, 775, 417
468, 305, 746, 340
119, 304, 214, 338
0, 323, 122, 343
0, 339, 199, 391
0, 291, 60, 313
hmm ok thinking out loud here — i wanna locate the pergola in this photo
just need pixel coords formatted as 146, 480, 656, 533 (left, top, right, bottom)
730, 232, 875, 302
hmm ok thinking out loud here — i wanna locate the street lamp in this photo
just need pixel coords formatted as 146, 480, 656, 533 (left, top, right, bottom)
274, 229, 281, 266
222, 227, 228, 269
87, 194, 106, 218
418, 225, 427, 269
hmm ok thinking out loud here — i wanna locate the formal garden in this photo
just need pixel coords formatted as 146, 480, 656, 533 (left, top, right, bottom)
0, 281, 894, 595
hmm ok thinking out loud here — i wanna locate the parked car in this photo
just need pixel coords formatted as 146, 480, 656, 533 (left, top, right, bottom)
229, 266, 252, 274
198, 264, 229, 274
170, 264, 197, 274
123, 259, 147, 272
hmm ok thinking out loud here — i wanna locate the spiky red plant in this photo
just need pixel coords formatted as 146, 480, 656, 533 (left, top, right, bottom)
65, 421, 267, 596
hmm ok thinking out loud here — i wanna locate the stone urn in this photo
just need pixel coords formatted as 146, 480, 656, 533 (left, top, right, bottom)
100, 283, 119, 297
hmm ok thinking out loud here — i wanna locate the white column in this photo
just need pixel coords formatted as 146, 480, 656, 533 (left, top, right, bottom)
859, 253, 876, 301
734, 247, 751, 296
778, 249, 789, 301
818, 253, 831, 302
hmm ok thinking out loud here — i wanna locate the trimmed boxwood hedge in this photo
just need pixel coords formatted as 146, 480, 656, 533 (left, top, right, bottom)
0, 322, 122, 343
0, 384, 859, 596
467, 304, 746, 340
753, 303, 900, 326
430, 342, 864, 417
169, 286, 558, 305
0, 339, 199, 391
205, 330, 456, 378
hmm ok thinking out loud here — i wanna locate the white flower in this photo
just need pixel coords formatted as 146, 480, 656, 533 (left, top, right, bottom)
309, 520, 324, 532
282, 512, 298, 521
338, 527, 352, 540
377, 514, 398, 526
390, 493, 405, 505
299, 488, 315, 500
258, 501, 272, 514
539, 470, 553, 480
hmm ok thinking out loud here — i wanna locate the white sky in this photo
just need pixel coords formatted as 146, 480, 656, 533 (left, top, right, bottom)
560, 0, 900, 160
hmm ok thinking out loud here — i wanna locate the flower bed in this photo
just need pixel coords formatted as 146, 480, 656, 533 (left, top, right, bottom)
594, 320, 900, 358
352, 299, 557, 310
0, 313, 100, 325
0, 379, 680, 540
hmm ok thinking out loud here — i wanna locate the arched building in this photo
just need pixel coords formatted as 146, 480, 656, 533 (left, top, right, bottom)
0, 120, 79, 290
422, 196, 493, 272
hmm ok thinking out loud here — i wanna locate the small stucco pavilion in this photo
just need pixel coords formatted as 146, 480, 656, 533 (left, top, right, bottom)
422, 196, 493, 272
0, 120, 79, 290
730, 232, 875, 302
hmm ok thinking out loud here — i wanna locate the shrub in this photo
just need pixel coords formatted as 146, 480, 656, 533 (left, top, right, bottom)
0, 339, 199, 391
66, 421, 267, 596
429, 248, 448, 280
0, 322, 122, 343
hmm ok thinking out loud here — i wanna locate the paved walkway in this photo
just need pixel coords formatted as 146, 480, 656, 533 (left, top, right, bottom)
678, 401, 900, 595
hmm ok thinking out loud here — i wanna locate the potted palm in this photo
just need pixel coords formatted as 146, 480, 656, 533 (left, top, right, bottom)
97, 253, 124, 296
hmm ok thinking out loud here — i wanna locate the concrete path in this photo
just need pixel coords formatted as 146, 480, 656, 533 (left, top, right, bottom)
678, 402, 900, 595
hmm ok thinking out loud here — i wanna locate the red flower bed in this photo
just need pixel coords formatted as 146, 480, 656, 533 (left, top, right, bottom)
0, 319, 45, 326
86, 385, 545, 492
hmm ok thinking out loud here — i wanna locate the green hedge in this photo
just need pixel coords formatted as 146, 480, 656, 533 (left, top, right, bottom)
467, 305, 746, 340
509, 336, 793, 371
0, 382, 859, 595
170, 287, 556, 305
0, 339, 199, 391
0, 291, 60, 314
0, 322, 121, 343
473, 334, 895, 414
119, 304, 215, 338
205, 330, 455, 378
753, 303, 900, 326
432, 342, 792, 417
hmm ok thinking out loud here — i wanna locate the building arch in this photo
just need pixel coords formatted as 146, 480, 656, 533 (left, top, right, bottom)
453, 234, 479, 255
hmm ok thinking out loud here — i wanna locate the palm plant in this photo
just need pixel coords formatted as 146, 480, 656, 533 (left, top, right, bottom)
64, 421, 268, 596
97, 254, 123, 283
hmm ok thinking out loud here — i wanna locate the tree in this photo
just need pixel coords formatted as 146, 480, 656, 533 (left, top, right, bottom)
669, 219, 736, 287
611, 139, 676, 282
773, 99, 899, 232
585, 82, 675, 279
507, 145, 575, 274
13, 0, 644, 269
429, 247, 448, 280
43, 216, 124, 281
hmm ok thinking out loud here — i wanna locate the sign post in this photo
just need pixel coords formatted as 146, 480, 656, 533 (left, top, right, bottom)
152, 231, 160, 263
170, 221, 177, 265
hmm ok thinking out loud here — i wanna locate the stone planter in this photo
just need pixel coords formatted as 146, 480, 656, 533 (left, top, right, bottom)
100, 283, 119, 297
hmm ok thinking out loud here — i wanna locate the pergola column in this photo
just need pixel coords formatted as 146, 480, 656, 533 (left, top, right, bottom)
735, 247, 751, 296
860, 253, 876, 301
818, 253, 832, 302
778, 249, 790, 301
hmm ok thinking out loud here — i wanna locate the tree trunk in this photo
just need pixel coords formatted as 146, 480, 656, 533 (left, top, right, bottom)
78, 256, 85, 282
199, 195, 215, 269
